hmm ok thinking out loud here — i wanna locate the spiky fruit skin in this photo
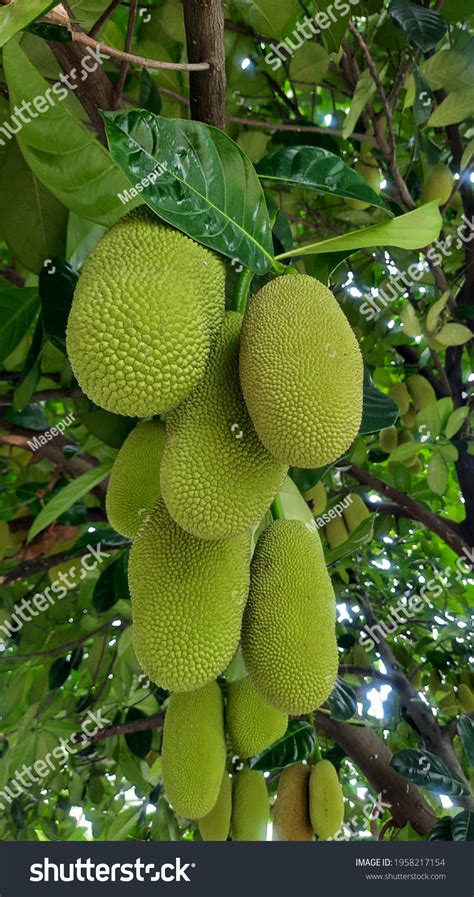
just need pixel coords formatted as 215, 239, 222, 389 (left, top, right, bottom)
105, 420, 166, 538
422, 163, 453, 206
66, 211, 225, 417
242, 520, 338, 715
407, 374, 436, 410
326, 516, 349, 548
380, 426, 398, 453
304, 480, 327, 512
309, 760, 344, 840
161, 313, 287, 540
129, 499, 250, 692
161, 683, 226, 819
458, 684, 474, 713
389, 382, 410, 415
239, 275, 363, 468
226, 676, 288, 759
231, 770, 268, 841
343, 494, 370, 534
273, 764, 313, 841
198, 772, 232, 841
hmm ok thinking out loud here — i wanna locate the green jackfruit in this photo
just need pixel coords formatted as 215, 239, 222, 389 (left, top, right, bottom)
458, 684, 474, 713
304, 480, 327, 512
106, 420, 166, 538
273, 764, 313, 841
231, 770, 268, 841
401, 406, 417, 428
161, 312, 287, 540
326, 515, 349, 548
389, 382, 410, 415
129, 499, 250, 692
406, 374, 436, 410
309, 760, 344, 840
343, 494, 370, 533
239, 275, 363, 468
422, 163, 453, 206
198, 771, 232, 841
226, 676, 288, 759
66, 210, 225, 417
161, 683, 226, 819
380, 426, 398, 453
242, 520, 338, 715
347, 160, 381, 210
406, 457, 422, 474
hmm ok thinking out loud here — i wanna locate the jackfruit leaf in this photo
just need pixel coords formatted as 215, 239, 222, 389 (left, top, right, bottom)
428, 816, 453, 841
389, 442, 421, 463
0, 0, 56, 47
290, 459, 339, 497
461, 139, 474, 171
289, 43, 330, 83
434, 322, 473, 346
327, 677, 357, 720
416, 403, 441, 440
391, 749, 470, 798
151, 799, 179, 841
457, 715, 474, 765
256, 146, 389, 211
421, 50, 469, 92
250, 720, 315, 771
104, 110, 276, 276
39, 258, 78, 352
28, 461, 113, 541
13, 317, 46, 412
48, 656, 72, 690
428, 88, 474, 127
342, 68, 378, 139
325, 514, 374, 566
93, 561, 119, 613
80, 408, 136, 449
360, 369, 399, 435
426, 291, 451, 333
230, 0, 298, 40
438, 443, 458, 463
389, 0, 447, 51
427, 450, 449, 496
114, 552, 131, 601
445, 407, 470, 440
277, 203, 442, 258
101, 807, 142, 841
0, 287, 40, 363
3, 40, 135, 227
124, 708, 153, 759
3, 404, 49, 431
451, 811, 474, 842
139, 69, 162, 115
412, 61, 435, 125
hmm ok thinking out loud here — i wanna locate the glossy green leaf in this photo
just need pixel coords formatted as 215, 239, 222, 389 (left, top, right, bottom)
389, 0, 447, 51
428, 816, 452, 841
124, 708, 153, 759
457, 715, 474, 766
28, 462, 112, 541
39, 258, 78, 351
428, 88, 474, 127
257, 146, 389, 211
451, 810, 474, 841
0, 0, 56, 47
390, 749, 470, 799
289, 43, 329, 83
327, 677, 357, 720
251, 720, 315, 770
435, 322, 473, 346
360, 369, 399, 435
13, 318, 46, 412
93, 561, 119, 613
389, 441, 420, 463
104, 110, 276, 275
342, 68, 378, 139
445, 407, 470, 440
230, 0, 298, 40
0, 287, 39, 363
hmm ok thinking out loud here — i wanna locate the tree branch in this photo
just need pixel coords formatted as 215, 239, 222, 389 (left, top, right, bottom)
183, 0, 226, 128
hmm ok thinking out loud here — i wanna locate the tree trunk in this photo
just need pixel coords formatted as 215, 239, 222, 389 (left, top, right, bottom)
183, 0, 226, 129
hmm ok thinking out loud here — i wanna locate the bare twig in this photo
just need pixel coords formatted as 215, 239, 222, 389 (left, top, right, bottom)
115, 0, 139, 108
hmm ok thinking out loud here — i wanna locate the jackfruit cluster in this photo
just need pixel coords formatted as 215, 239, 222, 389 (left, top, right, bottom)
323, 494, 371, 550
273, 760, 344, 841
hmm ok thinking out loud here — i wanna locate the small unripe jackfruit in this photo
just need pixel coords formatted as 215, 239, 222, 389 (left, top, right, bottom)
389, 382, 410, 415
226, 676, 288, 759
162, 683, 226, 819
347, 161, 381, 210
242, 519, 338, 715
67, 211, 225, 417
422, 163, 453, 206
304, 480, 327, 512
106, 420, 166, 538
458, 684, 474, 713
161, 313, 287, 540
380, 426, 398, 453
239, 275, 363, 468
129, 499, 250, 692
231, 770, 268, 841
326, 515, 349, 548
198, 771, 232, 841
406, 374, 436, 410
401, 406, 417, 428
273, 763, 313, 841
343, 494, 370, 533
309, 760, 344, 840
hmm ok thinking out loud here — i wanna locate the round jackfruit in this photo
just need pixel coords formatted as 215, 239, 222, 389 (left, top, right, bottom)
66, 210, 225, 417
105, 420, 166, 538
326, 515, 349, 548
239, 275, 363, 468
242, 519, 338, 715
226, 676, 288, 759
406, 374, 436, 411
422, 163, 453, 206
389, 382, 410, 415
380, 426, 398, 453
347, 161, 381, 210
343, 494, 370, 533
128, 499, 251, 692
458, 684, 474, 713
304, 480, 327, 512
231, 769, 268, 841
401, 406, 417, 428
198, 771, 232, 841
309, 760, 344, 840
161, 312, 287, 540
273, 763, 313, 841
161, 683, 226, 819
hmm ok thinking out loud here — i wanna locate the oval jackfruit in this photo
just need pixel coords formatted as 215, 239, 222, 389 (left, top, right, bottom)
422, 163, 453, 206
379, 426, 398, 453
458, 684, 474, 713
273, 763, 313, 841
239, 275, 363, 468
106, 420, 166, 538
406, 374, 436, 410
161, 683, 226, 819
309, 759, 344, 840
347, 160, 381, 210
343, 494, 370, 533
304, 480, 327, 512
326, 515, 349, 548
226, 676, 288, 759
66, 210, 225, 417
161, 312, 287, 540
231, 770, 268, 841
242, 519, 338, 715
401, 406, 417, 428
129, 499, 251, 692
198, 771, 232, 841
389, 382, 410, 415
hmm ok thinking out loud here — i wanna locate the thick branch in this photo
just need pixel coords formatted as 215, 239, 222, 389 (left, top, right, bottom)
89, 711, 163, 743
183, 0, 226, 128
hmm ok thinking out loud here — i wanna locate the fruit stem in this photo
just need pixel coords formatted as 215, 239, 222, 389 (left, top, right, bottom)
231, 267, 254, 314
310, 713, 323, 763
270, 495, 285, 521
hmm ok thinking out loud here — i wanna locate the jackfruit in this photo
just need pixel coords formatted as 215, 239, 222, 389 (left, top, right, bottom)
457, 684, 474, 713
242, 519, 338, 715
231, 770, 268, 841
161, 313, 287, 540
226, 676, 288, 759
309, 759, 344, 840
304, 480, 327, 512
128, 499, 250, 692
343, 494, 370, 533
406, 457, 422, 474
273, 763, 313, 841
106, 420, 166, 538
406, 374, 436, 410
422, 163, 453, 206
66, 210, 225, 417
161, 683, 226, 819
389, 382, 410, 415
326, 515, 349, 548
198, 771, 232, 841
380, 426, 398, 453
347, 161, 381, 210
239, 275, 363, 468
401, 406, 417, 428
